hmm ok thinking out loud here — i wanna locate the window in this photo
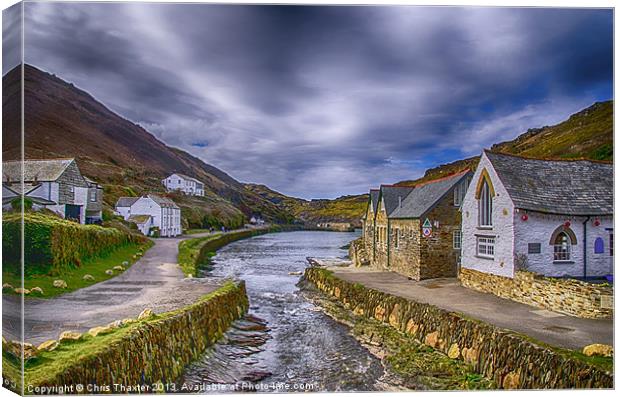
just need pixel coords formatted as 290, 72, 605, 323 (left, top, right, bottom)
477, 236, 495, 258
453, 230, 462, 250
528, 243, 541, 254
89, 189, 97, 202
394, 228, 400, 249
478, 179, 492, 226
454, 181, 467, 206
594, 237, 605, 254
610, 233, 614, 256
553, 232, 571, 261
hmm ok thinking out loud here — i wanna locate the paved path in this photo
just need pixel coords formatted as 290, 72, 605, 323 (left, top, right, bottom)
328, 266, 613, 351
2, 231, 230, 345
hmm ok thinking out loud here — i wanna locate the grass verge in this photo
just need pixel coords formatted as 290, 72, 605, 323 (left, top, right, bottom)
2, 240, 153, 298
2, 281, 242, 388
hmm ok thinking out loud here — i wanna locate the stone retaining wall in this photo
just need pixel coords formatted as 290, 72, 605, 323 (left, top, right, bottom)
459, 268, 613, 319
25, 281, 249, 393
304, 267, 613, 389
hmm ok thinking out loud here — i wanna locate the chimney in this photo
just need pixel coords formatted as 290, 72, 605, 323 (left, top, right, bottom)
398, 196, 402, 208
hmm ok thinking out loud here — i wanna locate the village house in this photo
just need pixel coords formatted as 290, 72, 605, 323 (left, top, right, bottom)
2, 158, 103, 224
115, 194, 181, 237
162, 173, 205, 196
367, 170, 472, 280
461, 150, 613, 280
361, 189, 380, 259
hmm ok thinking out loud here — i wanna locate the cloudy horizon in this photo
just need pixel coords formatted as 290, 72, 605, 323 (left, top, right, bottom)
3, 3, 613, 199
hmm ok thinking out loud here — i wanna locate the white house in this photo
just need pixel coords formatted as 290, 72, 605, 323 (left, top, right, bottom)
162, 173, 205, 196
2, 158, 103, 224
115, 194, 181, 237
461, 150, 613, 279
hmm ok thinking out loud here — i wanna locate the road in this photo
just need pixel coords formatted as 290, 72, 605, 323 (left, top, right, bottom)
2, 232, 223, 346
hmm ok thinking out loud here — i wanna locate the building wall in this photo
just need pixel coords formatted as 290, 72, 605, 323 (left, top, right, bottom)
418, 192, 462, 279
130, 197, 162, 234
513, 212, 613, 277
56, 161, 88, 204
388, 218, 421, 279
461, 153, 516, 278
362, 205, 375, 261
116, 206, 132, 219
372, 200, 388, 269
163, 174, 204, 196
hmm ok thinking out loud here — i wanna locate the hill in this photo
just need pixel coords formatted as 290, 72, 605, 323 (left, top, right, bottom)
2, 64, 294, 228
245, 184, 368, 227
396, 100, 613, 187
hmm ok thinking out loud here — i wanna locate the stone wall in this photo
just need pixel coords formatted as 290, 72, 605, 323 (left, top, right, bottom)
459, 268, 613, 319
304, 267, 613, 389
22, 281, 249, 393
388, 218, 421, 279
349, 237, 370, 267
418, 193, 460, 279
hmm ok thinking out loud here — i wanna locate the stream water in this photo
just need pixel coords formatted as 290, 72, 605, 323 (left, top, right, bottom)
177, 231, 387, 392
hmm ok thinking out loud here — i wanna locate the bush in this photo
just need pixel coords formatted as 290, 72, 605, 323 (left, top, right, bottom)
2, 213, 142, 276
10, 197, 33, 211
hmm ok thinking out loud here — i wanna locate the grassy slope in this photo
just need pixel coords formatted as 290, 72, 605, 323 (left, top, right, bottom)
397, 100, 613, 187
245, 184, 368, 227
2, 240, 153, 298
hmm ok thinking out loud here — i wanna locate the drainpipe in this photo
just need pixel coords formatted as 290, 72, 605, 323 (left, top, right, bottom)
583, 216, 590, 280
387, 218, 391, 269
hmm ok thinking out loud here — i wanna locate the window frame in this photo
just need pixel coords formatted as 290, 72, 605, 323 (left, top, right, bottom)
553, 232, 572, 262
453, 230, 462, 250
476, 236, 495, 259
478, 179, 492, 227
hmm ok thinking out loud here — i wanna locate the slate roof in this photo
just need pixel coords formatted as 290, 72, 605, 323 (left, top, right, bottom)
485, 150, 613, 216
390, 170, 471, 218
2, 182, 42, 196
128, 214, 152, 224
379, 186, 415, 217
3, 158, 75, 183
148, 194, 180, 209
115, 197, 139, 208
363, 189, 380, 220
175, 173, 204, 187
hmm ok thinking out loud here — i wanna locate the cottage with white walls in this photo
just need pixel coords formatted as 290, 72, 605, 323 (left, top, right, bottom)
2, 158, 102, 224
461, 150, 613, 280
115, 194, 181, 237
162, 173, 205, 196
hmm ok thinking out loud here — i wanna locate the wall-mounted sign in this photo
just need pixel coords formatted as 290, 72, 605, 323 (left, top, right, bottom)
422, 218, 432, 238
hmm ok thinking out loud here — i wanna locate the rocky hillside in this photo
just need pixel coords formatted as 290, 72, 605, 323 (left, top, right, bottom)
245, 184, 368, 227
2, 64, 294, 228
397, 100, 613, 187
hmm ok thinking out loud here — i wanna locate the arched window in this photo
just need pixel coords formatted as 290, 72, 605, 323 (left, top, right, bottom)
478, 179, 492, 226
594, 237, 605, 254
553, 232, 571, 261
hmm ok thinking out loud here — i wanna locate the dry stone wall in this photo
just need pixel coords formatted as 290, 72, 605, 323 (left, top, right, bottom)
459, 268, 613, 319
28, 282, 249, 393
304, 267, 613, 389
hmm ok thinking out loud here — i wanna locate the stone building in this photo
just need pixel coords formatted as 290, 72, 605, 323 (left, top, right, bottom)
365, 170, 472, 280
2, 158, 103, 224
361, 189, 380, 258
461, 150, 613, 280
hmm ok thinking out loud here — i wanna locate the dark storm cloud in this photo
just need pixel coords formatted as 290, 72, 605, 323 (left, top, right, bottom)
17, 3, 613, 198
2, 2, 22, 74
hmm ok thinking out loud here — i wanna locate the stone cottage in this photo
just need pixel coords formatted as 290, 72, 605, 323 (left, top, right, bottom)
461, 150, 613, 280
2, 158, 102, 224
361, 189, 380, 258
368, 170, 472, 280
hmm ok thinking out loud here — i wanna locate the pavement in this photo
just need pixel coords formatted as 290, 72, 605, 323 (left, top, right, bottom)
2, 231, 226, 346
327, 266, 613, 351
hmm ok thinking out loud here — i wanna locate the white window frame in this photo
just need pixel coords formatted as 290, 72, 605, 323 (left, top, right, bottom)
478, 179, 492, 227
553, 232, 571, 262
89, 189, 97, 202
476, 236, 495, 258
453, 230, 462, 250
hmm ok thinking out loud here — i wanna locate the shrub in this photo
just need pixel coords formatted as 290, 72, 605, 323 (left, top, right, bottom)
2, 213, 142, 276
10, 197, 33, 211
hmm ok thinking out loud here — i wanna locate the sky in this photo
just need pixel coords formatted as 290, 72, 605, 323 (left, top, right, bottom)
2, 3, 613, 199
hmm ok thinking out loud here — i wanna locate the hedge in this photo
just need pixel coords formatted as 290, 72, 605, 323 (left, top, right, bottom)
2, 213, 145, 276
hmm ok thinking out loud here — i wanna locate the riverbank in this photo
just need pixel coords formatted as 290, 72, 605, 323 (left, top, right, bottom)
2, 281, 248, 395
303, 267, 613, 389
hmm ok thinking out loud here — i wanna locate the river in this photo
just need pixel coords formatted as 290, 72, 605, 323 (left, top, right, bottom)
178, 231, 388, 393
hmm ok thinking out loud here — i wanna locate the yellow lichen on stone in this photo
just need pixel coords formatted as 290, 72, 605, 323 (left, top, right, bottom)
448, 343, 461, 359
583, 344, 613, 357
502, 371, 520, 389
59, 331, 82, 342
37, 340, 59, 352
138, 308, 154, 320
424, 331, 440, 348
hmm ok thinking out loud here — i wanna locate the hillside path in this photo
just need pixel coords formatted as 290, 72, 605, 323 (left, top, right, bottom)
2, 230, 237, 345
328, 266, 613, 351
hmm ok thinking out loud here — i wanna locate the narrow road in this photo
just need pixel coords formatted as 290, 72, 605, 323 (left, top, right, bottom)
2, 231, 228, 346
329, 267, 613, 351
